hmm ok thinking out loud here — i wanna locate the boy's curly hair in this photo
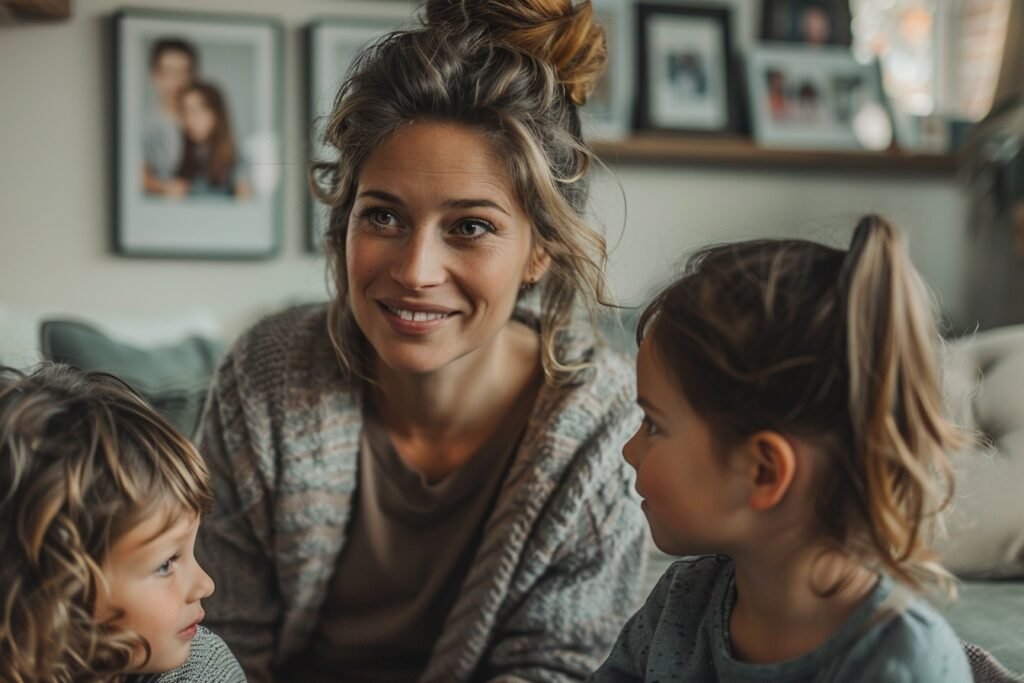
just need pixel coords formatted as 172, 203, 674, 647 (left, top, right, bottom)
0, 363, 213, 682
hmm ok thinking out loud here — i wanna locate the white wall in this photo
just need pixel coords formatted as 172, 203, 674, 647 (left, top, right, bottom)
0, 0, 969, 343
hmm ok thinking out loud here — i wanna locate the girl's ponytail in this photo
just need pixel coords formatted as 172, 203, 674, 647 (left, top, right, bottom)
840, 214, 961, 589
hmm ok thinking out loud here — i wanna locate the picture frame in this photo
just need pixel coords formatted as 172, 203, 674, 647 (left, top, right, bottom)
306, 17, 401, 252
747, 45, 893, 151
581, 0, 634, 142
114, 9, 283, 259
759, 0, 852, 47
635, 4, 737, 135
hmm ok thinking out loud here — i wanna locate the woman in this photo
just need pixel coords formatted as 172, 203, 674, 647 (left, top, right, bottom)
196, 1, 647, 681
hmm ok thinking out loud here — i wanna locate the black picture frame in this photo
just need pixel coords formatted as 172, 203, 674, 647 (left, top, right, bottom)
759, 0, 853, 47
113, 8, 283, 259
635, 3, 738, 135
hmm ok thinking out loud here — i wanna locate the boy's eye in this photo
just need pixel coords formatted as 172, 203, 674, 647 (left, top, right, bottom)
156, 554, 180, 577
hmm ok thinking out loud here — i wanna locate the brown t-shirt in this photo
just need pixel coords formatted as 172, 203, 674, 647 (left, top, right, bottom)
289, 402, 529, 682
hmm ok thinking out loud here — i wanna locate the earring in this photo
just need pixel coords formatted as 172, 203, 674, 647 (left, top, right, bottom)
520, 278, 535, 293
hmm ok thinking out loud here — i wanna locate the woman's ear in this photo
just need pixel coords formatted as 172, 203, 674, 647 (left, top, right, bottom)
742, 431, 797, 512
525, 246, 551, 285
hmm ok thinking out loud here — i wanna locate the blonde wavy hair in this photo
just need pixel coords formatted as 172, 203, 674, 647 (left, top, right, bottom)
310, 0, 612, 386
0, 364, 212, 682
637, 215, 962, 593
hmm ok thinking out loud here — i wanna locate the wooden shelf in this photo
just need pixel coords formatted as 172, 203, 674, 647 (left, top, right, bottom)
592, 135, 957, 176
1, 0, 70, 20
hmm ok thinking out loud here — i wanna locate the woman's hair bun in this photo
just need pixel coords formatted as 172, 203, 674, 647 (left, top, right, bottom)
424, 0, 607, 106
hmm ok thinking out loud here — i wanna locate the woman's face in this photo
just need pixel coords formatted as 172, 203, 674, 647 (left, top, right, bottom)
345, 121, 547, 377
180, 91, 216, 144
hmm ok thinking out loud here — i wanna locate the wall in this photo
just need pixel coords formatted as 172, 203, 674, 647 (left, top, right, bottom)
0, 0, 969, 341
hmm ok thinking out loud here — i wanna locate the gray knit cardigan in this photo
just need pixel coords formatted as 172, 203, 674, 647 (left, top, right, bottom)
195, 305, 649, 683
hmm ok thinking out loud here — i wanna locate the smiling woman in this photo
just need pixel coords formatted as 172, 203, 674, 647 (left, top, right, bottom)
194, 1, 648, 682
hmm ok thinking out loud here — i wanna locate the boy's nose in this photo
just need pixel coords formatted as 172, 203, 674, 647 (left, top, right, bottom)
192, 563, 215, 602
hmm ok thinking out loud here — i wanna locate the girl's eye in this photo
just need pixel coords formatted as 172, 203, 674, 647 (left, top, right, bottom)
156, 554, 180, 577
641, 416, 660, 437
451, 219, 494, 239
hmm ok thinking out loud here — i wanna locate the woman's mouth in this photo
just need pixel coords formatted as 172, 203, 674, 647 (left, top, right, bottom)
380, 303, 456, 322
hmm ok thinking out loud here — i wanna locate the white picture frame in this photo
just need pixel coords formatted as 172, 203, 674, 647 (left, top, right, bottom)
582, 0, 634, 142
747, 45, 893, 151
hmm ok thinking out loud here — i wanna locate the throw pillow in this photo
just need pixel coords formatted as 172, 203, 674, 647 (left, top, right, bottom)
39, 319, 224, 440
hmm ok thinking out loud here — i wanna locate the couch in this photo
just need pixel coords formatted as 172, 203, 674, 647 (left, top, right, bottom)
2, 305, 1022, 676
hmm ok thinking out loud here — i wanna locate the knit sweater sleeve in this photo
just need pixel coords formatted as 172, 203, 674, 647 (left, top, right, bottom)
195, 339, 283, 683
476, 365, 649, 682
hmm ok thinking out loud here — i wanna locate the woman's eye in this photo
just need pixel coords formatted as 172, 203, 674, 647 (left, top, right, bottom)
156, 555, 180, 577
364, 209, 400, 230
452, 219, 494, 239
642, 416, 660, 437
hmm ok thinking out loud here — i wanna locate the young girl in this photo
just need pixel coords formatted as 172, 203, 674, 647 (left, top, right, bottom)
593, 215, 973, 681
173, 82, 250, 200
0, 364, 245, 682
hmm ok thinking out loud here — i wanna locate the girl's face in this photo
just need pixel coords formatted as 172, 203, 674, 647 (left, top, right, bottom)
96, 506, 214, 673
180, 91, 216, 144
622, 336, 750, 556
345, 121, 548, 377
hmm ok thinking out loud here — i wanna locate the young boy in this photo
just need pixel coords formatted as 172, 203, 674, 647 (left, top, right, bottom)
0, 363, 244, 682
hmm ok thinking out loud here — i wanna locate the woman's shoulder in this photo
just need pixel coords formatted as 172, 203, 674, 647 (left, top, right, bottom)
219, 303, 336, 382
209, 303, 353, 423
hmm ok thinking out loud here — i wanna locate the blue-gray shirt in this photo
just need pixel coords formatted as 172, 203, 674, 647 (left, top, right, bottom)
591, 555, 972, 682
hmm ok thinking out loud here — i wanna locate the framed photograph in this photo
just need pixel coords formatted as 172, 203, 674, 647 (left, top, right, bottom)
760, 0, 852, 46
581, 0, 634, 142
635, 4, 737, 135
307, 17, 401, 252
747, 45, 893, 150
114, 9, 283, 259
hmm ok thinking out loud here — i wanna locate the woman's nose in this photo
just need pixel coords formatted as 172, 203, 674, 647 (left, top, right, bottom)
391, 228, 446, 290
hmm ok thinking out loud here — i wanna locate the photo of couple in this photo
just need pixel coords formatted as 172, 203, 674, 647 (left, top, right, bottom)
142, 37, 250, 200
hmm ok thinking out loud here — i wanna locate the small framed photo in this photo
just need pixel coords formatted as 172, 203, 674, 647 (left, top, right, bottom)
635, 4, 737, 135
307, 17, 402, 252
759, 0, 852, 46
582, 0, 634, 142
114, 9, 283, 259
747, 45, 893, 151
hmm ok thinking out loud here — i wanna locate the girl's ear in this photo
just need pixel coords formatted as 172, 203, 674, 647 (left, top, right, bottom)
742, 431, 797, 512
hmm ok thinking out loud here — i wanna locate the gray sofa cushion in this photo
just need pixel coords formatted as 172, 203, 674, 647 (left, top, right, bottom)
39, 318, 223, 439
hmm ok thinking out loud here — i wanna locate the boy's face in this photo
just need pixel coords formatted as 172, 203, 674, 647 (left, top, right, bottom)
96, 508, 214, 673
150, 50, 194, 101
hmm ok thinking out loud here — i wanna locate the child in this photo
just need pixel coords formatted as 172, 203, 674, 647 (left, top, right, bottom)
593, 215, 973, 681
0, 364, 245, 682
174, 82, 250, 200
